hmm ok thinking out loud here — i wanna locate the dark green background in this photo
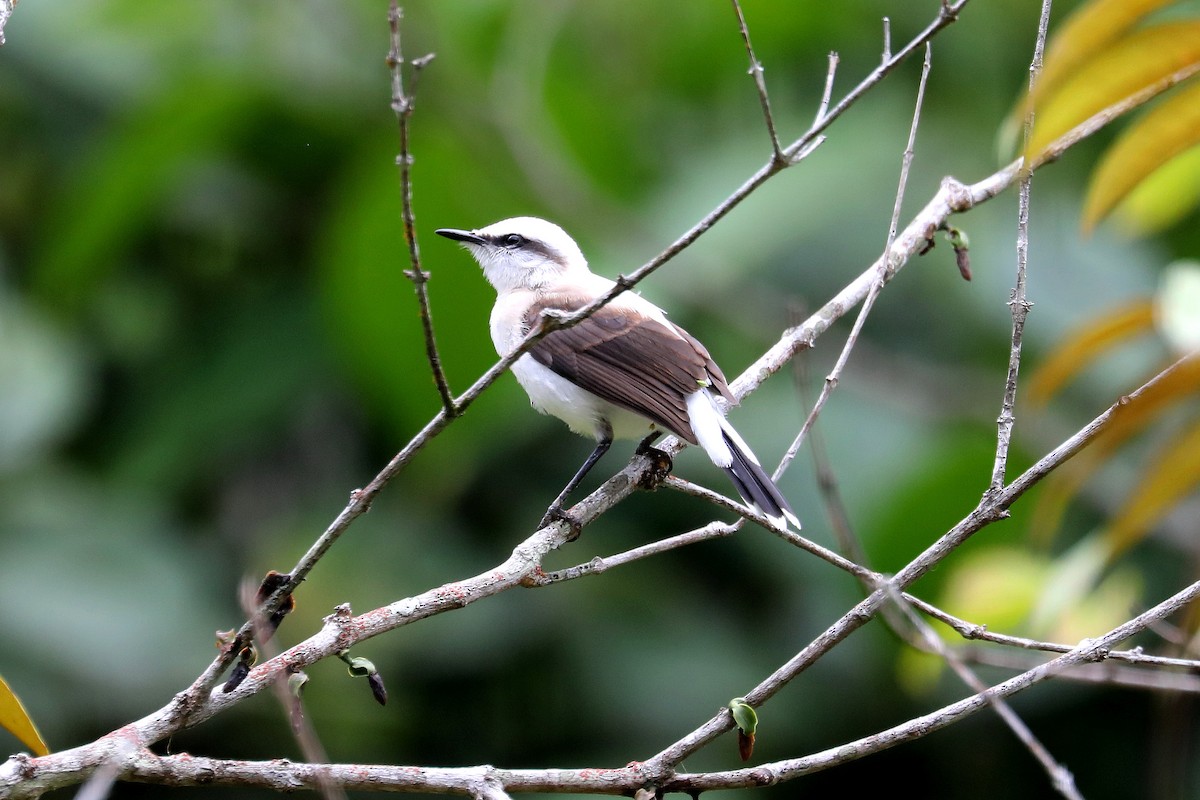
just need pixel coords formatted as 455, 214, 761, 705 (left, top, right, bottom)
1, 1, 1196, 797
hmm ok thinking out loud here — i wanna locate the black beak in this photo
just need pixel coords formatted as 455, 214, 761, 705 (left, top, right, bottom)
435, 228, 487, 246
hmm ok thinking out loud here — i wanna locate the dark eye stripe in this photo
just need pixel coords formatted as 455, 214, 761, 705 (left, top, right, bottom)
488, 233, 569, 268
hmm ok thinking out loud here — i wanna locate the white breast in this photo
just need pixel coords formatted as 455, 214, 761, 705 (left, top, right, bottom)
510, 355, 658, 442
489, 282, 668, 443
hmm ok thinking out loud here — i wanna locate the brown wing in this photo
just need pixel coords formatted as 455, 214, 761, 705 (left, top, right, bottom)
524, 294, 735, 444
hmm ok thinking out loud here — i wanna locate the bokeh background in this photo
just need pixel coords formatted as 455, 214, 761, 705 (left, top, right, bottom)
2, 1, 1197, 797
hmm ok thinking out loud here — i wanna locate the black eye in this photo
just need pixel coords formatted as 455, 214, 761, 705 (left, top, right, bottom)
501, 233, 525, 248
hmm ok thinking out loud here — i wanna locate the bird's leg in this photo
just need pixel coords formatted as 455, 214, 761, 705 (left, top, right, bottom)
540, 429, 613, 533
634, 431, 673, 492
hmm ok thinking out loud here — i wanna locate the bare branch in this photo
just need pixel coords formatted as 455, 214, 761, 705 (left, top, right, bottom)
181, 54, 1199, 745
990, 0, 1054, 492
908, 593, 1200, 672
1027, 60, 1200, 173
814, 52, 839, 126
177, 0, 985, 708
77, 355, 1181, 800
388, 2, 454, 414
730, 0, 785, 164
526, 520, 738, 586
950, 644, 1200, 693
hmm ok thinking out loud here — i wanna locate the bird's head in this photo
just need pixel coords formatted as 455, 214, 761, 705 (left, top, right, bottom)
436, 217, 588, 294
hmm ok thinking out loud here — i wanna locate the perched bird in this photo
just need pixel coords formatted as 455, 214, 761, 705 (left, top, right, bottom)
436, 217, 799, 530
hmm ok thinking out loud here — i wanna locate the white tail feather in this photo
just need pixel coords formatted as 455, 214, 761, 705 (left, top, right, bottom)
685, 391, 732, 467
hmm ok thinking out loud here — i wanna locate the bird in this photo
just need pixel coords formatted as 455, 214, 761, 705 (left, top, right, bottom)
436, 216, 800, 531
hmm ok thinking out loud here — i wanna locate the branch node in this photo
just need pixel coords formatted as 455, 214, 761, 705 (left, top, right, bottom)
636, 447, 673, 491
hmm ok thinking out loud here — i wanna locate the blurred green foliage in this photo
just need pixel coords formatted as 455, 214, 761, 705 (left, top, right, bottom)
1, 1, 1197, 798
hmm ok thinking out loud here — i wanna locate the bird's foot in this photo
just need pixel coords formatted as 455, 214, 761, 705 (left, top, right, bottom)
635, 432, 663, 455
636, 446, 673, 491
539, 503, 583, 541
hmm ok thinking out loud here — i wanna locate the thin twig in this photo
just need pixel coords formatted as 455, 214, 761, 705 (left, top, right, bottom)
774, 41, 933, 485
517, 0, 969, 350
990, 0, 1053, 492
661, 475, 876, 582
783, 1, 962, 163
792, 348, 866, 568
948, 644, 1200, 693
525, 520, 740, 586
814, 52, 839, 126
389, 2, 454, 414
730, 0, 785, 164
790, 330, 940, 654
909, 593, 1200, 670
